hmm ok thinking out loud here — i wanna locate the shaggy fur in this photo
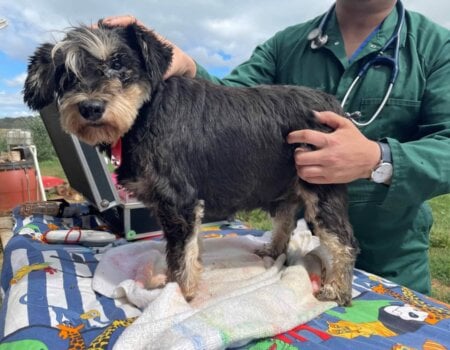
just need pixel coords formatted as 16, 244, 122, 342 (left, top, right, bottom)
23, 22, 358, 306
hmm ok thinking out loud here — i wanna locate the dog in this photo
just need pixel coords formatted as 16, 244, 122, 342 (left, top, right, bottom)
23, 22, 358, 306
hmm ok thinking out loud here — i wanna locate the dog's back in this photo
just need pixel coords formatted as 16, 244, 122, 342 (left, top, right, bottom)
117, 76, 342, 217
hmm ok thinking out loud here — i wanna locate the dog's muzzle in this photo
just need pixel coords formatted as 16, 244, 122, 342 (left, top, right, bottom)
78, 100, 106, 121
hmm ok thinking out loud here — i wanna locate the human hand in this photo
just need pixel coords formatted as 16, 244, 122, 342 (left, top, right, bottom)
287, 111, 381, 184
100, 15, 197, 79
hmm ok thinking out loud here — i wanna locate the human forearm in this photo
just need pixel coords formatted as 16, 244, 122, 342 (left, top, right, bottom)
381, 136, 450, 208
196, 37, 278, 87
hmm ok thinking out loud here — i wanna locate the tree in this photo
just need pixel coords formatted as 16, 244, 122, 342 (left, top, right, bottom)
0, 133, 6, 152
24, 116, 57, 161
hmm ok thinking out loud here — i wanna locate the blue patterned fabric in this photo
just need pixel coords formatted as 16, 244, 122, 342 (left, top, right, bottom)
1, 204, 449, 349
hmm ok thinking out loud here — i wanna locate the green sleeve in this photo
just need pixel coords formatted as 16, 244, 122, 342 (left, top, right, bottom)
195, 35, 278, 87
382, 40, 450, 209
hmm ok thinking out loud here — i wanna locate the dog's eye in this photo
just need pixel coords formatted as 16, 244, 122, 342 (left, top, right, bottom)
111, 59, 122, 71
59, 70, 78, 90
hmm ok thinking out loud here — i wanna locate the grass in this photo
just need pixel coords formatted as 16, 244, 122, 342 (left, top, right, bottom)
236, 209, 272, 231
38, 158, 450, 303
39, 158, 67, 179
428, 195, 450, 302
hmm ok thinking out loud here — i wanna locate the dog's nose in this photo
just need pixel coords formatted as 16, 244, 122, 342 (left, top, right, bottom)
78, 100, 105, 121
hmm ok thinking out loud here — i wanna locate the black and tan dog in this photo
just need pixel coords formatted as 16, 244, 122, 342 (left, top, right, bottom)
23, 22, 358, 305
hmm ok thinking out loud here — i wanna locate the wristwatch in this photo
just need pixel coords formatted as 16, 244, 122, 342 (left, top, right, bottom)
371, 142, 393, 184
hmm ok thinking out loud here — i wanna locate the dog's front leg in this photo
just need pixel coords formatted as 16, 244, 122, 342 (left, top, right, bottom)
158, 200, 204, 301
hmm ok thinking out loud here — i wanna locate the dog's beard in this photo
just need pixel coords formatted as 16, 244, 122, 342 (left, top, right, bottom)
59, 80, 150, 145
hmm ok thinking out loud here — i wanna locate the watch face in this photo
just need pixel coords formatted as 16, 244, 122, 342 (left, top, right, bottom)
371, 163, 393, 183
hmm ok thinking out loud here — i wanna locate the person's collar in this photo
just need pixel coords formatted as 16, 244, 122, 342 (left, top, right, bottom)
325, 2, 406, 49
372, 1, 407, 50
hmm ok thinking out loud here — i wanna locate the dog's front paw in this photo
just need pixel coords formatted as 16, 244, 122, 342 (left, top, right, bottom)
180, 285, 196, 302
316, 282, 352, 307
146, 274, 167, 289
178, 271, 202, 302
168, 261, 203, 302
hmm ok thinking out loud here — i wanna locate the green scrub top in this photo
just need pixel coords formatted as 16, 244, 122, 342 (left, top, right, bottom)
195, 5, 450, 294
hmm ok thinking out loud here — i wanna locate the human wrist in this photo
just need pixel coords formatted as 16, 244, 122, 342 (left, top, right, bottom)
183, 53, 197, 77
164, 45, 196, 79
174, 45, 196, 77
364, 140, 382, 179
370, 141, 393, 184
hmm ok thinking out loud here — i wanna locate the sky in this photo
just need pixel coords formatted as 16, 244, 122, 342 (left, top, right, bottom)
0, 0, 449, 118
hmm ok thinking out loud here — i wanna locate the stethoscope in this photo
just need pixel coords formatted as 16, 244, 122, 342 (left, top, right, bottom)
307, 1, 405, 127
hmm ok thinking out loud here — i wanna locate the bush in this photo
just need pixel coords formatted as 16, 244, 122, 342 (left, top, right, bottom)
24, 116, 57, 162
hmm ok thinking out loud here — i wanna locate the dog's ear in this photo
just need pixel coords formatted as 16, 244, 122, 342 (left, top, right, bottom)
23, 43, 57, 110
123, 24, 173, 83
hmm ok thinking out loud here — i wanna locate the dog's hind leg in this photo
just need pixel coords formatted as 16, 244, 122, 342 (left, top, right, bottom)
256, 200, 299, 259
297, 182, 358, 306
158, 200, 204, 301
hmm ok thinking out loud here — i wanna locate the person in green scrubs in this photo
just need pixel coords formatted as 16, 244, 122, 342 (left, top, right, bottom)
102, 0, 450, 294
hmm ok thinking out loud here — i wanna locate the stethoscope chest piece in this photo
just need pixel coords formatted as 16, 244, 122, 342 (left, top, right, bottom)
307, 28, 328, 49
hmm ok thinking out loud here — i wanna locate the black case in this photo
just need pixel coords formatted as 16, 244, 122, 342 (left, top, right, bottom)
40, 103, 161, 239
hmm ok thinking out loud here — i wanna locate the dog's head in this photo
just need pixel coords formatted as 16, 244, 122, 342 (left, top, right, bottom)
23, 23, 173, 145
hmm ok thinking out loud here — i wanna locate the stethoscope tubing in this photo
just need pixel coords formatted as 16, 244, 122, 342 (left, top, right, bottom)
309, 1, 405, 127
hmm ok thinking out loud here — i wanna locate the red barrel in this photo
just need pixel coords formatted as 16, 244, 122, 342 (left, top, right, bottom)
0, 161, 39, 211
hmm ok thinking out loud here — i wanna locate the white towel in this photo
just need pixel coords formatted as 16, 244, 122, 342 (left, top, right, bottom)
92, 220, 335, 350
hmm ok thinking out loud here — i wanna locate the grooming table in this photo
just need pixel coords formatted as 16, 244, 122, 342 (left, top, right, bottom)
1, 205, 449, 350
